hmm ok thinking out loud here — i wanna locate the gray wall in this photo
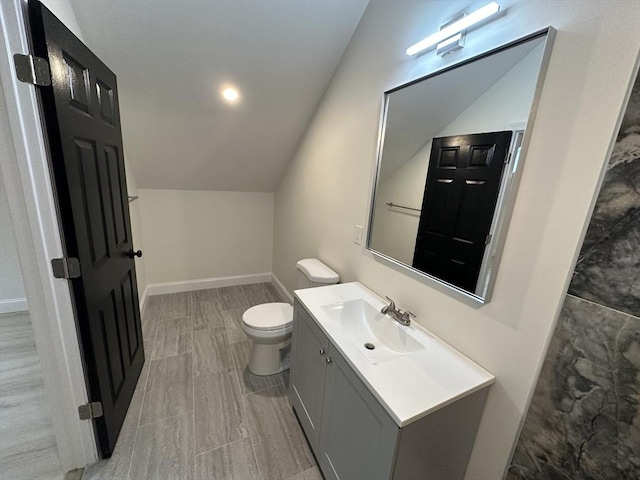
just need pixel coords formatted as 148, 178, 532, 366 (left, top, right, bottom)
508, 73, 640, 478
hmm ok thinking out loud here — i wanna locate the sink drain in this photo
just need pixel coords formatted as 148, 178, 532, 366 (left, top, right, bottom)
364, 342, 375, 350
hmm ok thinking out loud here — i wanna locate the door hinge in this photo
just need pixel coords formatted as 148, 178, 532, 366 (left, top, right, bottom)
485, 234, 492, 245
78, 401, 103, 420
14, 54, 51, 86
505, 152, 512, 164
51, 257, 81, 279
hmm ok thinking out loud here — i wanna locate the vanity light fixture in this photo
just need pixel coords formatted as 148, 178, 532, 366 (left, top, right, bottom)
406, 2, 501, 57
436, 32, 465, 56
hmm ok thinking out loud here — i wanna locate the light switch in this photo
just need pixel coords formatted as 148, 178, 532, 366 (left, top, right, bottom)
353, 225, 364, 245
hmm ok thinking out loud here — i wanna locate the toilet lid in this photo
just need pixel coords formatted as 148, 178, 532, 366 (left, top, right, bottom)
242, 303, 293, 331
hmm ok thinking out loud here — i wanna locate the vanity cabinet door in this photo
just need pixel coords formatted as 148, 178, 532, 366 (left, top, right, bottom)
317, 344, 399, 480
289, 301, 330, 450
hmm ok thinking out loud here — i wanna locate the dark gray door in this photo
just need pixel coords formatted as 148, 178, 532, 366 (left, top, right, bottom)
413, 131, 513, 291
29, 0, 144, 457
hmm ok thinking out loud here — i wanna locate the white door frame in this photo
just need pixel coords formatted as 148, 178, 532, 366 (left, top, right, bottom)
0, 0, 97, 471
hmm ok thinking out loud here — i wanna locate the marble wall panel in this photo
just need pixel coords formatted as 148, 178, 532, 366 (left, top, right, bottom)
509, 73, 640, 479
507, 297, 639, 479
568, 76, 640, 317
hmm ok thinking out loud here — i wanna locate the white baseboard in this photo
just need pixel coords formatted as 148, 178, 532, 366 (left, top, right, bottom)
271, 273, 294, 304
0, 297, 29, 314
146, 272, 273, 297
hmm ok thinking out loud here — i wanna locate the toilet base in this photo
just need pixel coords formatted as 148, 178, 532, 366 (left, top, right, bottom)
248, 336, 291, 376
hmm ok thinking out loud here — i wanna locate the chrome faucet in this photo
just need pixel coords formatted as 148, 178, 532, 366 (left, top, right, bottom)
380, 296, 415, 326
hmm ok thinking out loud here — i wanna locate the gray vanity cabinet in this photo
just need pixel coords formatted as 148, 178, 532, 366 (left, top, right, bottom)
290, 300, 397, 480
290, 300, 489, 480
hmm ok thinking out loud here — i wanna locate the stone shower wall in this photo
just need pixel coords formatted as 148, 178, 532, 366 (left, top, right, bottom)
507, 74, 639, 478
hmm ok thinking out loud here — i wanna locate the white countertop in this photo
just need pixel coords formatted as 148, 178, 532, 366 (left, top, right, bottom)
294, 282, 495, 427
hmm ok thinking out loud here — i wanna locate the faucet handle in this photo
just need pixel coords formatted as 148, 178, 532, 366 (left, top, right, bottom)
381, 296, 395, 314
400, 311, 415, 324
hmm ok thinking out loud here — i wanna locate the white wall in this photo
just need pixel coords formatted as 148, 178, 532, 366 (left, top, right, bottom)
438, 44, 543, 137
0, 186, 26, 310
139, 189, 274, 286
124, 162, 148, 306
273, 1, 640, 478
370, 146, 427, 265
43, 0, 82, 32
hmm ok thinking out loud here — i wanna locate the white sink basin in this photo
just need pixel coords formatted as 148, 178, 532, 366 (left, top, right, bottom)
322, 299, 425, 363
296, 282, 495, 426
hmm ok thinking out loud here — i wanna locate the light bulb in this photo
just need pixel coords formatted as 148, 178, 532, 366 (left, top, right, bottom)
221, 87, 240, 102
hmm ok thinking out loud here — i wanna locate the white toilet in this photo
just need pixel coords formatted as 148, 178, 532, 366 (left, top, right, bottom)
241, 258, 339, 376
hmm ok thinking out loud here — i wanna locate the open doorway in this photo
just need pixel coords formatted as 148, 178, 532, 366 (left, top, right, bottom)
0, 0, 98, 475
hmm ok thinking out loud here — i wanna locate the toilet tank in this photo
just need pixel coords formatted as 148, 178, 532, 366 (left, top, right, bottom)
296, 258, 339, 289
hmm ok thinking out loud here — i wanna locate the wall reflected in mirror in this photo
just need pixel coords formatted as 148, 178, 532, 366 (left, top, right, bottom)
367, 30, 554, 303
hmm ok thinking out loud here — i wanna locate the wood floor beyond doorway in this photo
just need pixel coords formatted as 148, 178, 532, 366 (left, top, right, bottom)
0, 311, 63, 480
82, 283, 321, 480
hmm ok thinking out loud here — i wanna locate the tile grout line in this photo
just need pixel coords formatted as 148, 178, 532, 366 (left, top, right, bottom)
193, 436, 249, 458
192, 317, 197, 479
227, 302, 264, 479
137, 409, 195, 429
239, 379, 263, 480
124, 389, 145, 480
248, 432, 263, 480
190, 290, 196, 477
565, 293, 640, 320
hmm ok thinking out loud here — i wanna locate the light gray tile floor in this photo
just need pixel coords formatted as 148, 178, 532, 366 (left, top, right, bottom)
83, 283, 319, 480
0, 311, 63, 480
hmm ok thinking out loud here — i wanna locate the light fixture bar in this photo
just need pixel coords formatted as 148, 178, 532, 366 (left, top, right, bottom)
406, 2, 501, 56
436, 32, 464, 55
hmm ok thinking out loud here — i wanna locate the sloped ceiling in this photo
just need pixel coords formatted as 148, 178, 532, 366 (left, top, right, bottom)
69, 0, 368, 192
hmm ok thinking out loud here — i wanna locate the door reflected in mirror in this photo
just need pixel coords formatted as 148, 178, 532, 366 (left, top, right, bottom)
367, 29, 555, 303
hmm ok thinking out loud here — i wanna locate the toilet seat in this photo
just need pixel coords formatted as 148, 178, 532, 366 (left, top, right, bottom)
242, 303, 293, 331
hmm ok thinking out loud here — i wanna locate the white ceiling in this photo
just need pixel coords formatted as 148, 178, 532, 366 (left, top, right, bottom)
69, 0, 369, 192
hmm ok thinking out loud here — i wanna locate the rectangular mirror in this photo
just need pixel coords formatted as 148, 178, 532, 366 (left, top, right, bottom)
367, 28, 555, 305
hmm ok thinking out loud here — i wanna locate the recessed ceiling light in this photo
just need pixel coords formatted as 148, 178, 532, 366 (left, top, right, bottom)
221, 86, 240, 103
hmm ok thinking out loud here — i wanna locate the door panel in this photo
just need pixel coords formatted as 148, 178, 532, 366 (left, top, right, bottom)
289, 302, 329, 450
318, 345, 398, 480
75, 139, 109, 263
29, 0, 143, 457
105, 145, 128, 247
413, 131, 512, 292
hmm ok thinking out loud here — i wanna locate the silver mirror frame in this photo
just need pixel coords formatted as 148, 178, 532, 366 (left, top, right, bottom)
366, 27, 557, 307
